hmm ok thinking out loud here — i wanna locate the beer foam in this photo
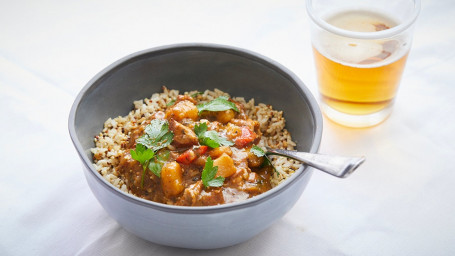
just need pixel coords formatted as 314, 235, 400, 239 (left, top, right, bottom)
326, 10, 397, 33
314, 9, 407, 68
320, 36, 384, 64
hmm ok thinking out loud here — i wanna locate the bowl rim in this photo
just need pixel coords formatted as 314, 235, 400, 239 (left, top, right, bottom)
68, 42, 323, 213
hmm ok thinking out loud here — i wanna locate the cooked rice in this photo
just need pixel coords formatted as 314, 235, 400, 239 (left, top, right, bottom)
91, 87, 301, 195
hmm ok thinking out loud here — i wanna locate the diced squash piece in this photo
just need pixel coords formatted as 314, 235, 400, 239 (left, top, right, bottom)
213, 153, 236, 178
247, 151, 264, 168
165, 100, 198, 121
209, 146, 232, 159
215, 109, 235, 123
161, 161, 184, 196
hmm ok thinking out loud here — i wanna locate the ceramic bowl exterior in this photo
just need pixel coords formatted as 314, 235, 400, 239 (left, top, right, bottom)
69, 43, 322, 249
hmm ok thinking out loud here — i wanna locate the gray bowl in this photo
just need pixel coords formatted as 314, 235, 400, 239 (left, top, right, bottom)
68, 43, 323, 249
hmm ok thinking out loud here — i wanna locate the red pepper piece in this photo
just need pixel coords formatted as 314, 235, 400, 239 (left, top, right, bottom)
176, 149, 196, 165
235, 126, 257, 148
195, 145, 208, 156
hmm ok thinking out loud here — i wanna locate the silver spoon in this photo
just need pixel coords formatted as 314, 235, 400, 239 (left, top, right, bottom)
266, 147, 365, 178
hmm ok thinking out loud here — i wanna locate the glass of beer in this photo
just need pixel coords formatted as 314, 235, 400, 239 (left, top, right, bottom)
306, 0, 420, 127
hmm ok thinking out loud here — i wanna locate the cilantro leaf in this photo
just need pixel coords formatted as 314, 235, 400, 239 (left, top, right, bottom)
132, 120, 173, 185
137, 119, 174, 152
201, 156, 225, 188
130, 143, 155, 187
146, 149, 170, 178
250, 145, 279, 176
148, 161, 162, 178
202, 130, 234, 148
155, 149, 170, 162
193, 122, 208, 136
251, 145, 266, 157
194, 122, 234, 148
130, 144, 155, 166
196, 96, 239, 114
207, 177, 225, 187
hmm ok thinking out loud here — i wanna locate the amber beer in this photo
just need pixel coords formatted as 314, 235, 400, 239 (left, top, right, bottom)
312, 10, 410, 122
314, 47, 408, 115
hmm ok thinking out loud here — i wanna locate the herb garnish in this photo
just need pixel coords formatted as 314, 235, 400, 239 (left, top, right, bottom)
201, 156, 225, 188
147, 149, 170, 178
251, 145, 266, 158
194, 122, 234, 148
196, 96, 239, 114
166, 99, 176, 106
131, 120, 174, 186
251, 145, 279, 176
137, 119, 174, 151
130, 143, 155, 187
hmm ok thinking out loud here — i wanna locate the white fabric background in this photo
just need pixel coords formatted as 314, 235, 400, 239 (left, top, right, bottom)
1, 0, 454, 255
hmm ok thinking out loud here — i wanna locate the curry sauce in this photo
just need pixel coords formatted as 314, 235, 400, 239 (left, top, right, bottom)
116, 94, 274, 206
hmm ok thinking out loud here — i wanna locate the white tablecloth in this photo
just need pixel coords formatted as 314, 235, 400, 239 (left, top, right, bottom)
1, 1, 454, 255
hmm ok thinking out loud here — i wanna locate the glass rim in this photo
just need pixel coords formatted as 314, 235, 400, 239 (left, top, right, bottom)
306, 0, 421, 39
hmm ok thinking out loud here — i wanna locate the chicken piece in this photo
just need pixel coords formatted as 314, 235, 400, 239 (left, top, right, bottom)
224, 123, 242, 141
165, 100, 198, 121
168, 119, 199, 146
193, 155, 207, 167
229, 119, 259, 133
199, 188, 225, 206
175, 181, 203, 206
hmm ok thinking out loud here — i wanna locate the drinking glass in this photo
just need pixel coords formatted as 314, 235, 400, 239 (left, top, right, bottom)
306, 0, 420, 127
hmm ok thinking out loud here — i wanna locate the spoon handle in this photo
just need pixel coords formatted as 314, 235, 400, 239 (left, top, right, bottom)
266, 148, 365, 178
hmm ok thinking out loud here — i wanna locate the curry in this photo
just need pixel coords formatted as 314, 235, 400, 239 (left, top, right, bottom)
116, 94, 274, 206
